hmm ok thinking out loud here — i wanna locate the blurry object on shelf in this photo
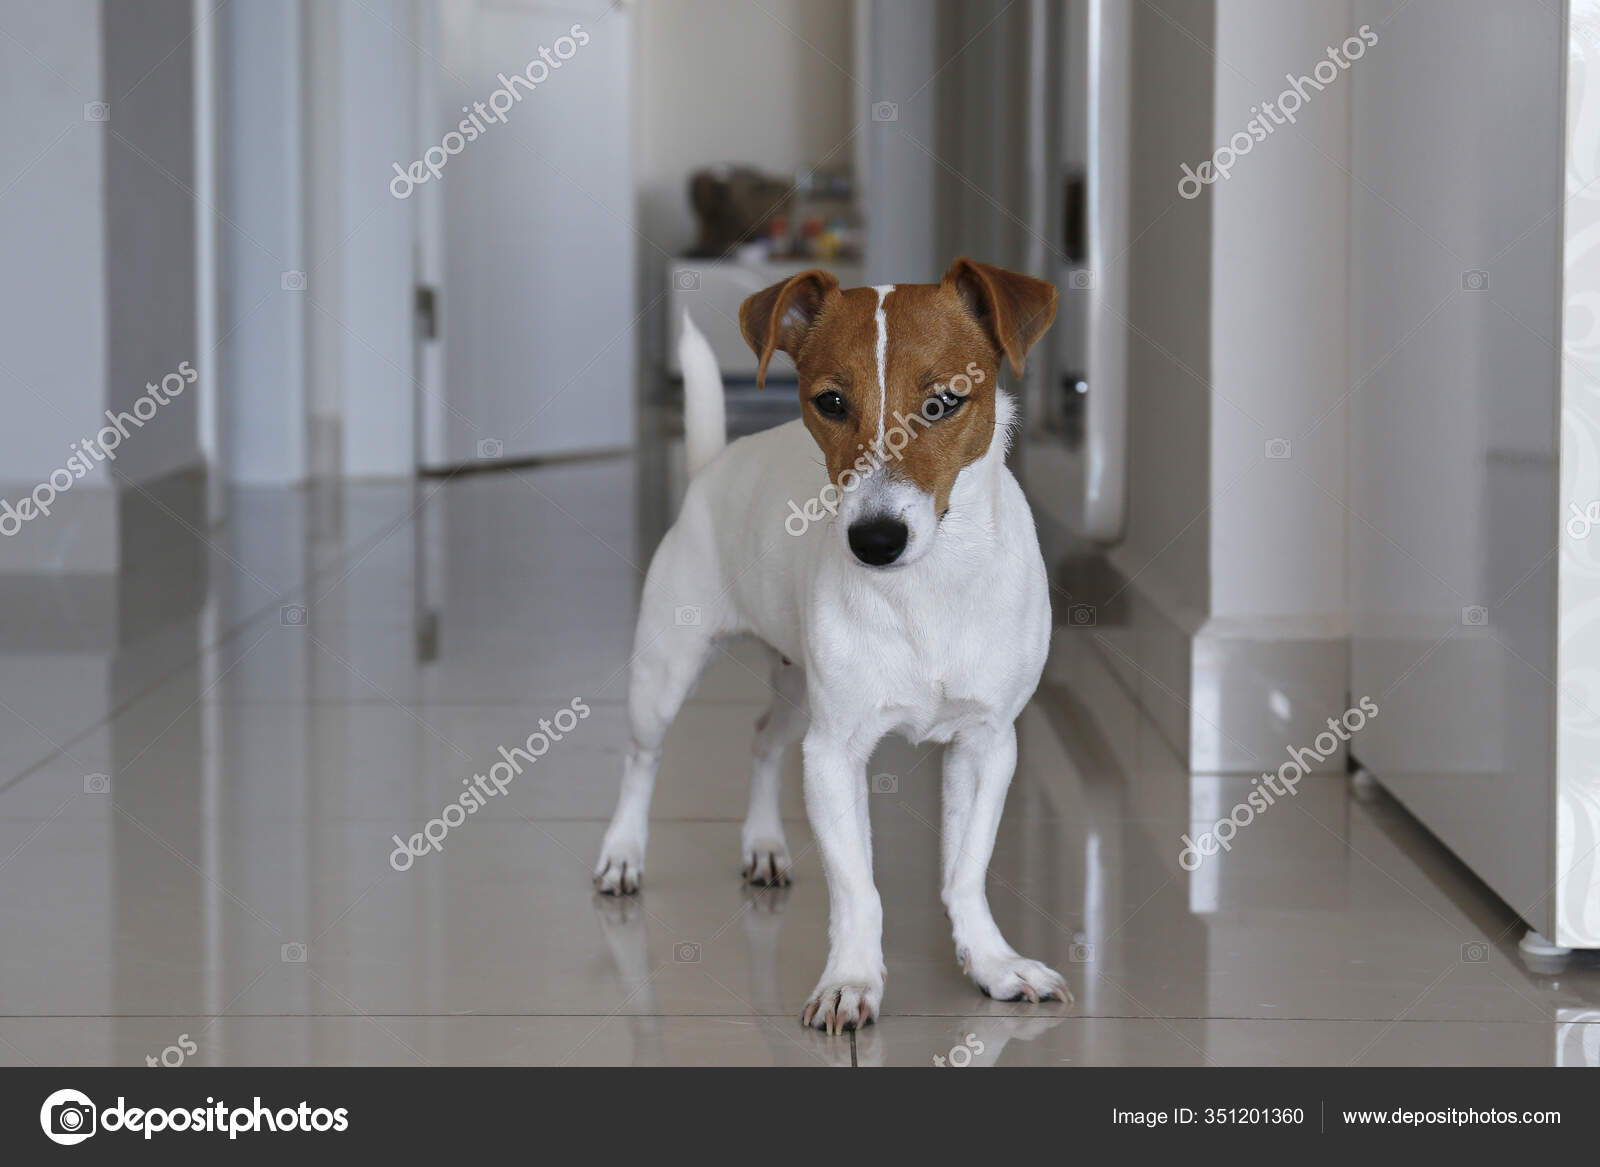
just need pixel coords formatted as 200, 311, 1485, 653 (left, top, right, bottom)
685, 163, 861, 262
790, 164, 861, 261
687, 166, 794, 257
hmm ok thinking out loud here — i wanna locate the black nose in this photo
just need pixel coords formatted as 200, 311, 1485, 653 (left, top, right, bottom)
847, 517, 909, 566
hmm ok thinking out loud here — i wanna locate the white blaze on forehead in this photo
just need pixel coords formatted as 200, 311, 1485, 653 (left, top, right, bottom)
872, 284, 895, 452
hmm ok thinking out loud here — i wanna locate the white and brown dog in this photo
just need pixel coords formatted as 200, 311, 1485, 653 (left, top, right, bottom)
594, 259, 1067, 1032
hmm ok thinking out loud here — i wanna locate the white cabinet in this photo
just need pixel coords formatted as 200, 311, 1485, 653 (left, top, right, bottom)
1347, 0, 1598, 949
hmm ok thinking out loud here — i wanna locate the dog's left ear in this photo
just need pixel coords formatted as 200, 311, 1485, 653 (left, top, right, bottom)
739, 269, 840, 390
943, 258, 1058, 378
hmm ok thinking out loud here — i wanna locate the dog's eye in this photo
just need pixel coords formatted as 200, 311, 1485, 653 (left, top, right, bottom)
927, 387, 967, 419
812, 390, 847, 419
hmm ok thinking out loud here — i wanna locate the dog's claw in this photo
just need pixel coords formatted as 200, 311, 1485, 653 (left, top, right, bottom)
801, 977, 882, 1033
740, 840, 792, 887
593, 846, 644, 896
965, 952, 1072, 1005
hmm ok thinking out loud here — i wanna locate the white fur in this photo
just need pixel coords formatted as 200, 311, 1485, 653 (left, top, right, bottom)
871, 284, 894, 453
594, 315, 1069, 1030
679, 309, 725, 477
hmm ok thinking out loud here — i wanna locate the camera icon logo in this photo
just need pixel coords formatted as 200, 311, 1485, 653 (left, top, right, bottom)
281, 942, 307, 963
1067, 603, 1097, 627
674, 605, 701, 626
1461, 605, 1488, 626
1265, 438, 1292, 460
281, 604, 307, 627
674, 941, 701, 963
83, 773, 111, 794
281, 270, 306, 292
872, 101, 899, 122
870, 772, 898, 795
1068, 268, 1096, 291
40, 1089, 96, 1145
1069, 941, 1096, 963
674, 269, 701, 291
476, 438, 503, 460
1460, 940, 1489, 963
1462, 269, 1489, 291
83, 102, 110, 123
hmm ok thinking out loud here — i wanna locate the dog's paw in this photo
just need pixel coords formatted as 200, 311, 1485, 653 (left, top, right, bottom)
801, 974, 883, 1035
963, 950, 1073, 1004
740, 835, 792, 887
593, 839, 644, 895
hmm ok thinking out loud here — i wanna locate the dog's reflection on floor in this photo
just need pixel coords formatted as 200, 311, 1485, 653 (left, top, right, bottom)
591, 892, 668, 1065
592, 882, 795, 1066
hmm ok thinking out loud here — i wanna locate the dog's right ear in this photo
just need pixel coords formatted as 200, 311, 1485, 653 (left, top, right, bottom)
739, 269, 839, 390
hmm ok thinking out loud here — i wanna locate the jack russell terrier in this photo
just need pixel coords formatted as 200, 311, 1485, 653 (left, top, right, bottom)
594, 259, 1067, 1032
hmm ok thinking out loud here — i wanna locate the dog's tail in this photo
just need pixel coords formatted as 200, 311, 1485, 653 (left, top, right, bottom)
679, 309, 726, 477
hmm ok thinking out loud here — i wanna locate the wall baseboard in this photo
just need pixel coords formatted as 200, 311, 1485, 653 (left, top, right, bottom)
0, 461, 209, 580
1057, 553, 1350, 775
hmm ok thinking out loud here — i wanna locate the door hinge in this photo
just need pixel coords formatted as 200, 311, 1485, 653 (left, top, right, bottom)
415, 284, 438, 340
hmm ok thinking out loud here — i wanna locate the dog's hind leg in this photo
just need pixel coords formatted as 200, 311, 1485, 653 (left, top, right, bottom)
742, 651, 807, 886
594, 537, 720, 895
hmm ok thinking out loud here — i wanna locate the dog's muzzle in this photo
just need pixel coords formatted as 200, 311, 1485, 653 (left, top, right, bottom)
847, 516, 909, 567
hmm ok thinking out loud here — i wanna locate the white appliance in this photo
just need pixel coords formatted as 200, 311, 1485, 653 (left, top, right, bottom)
666, 259, 864, 381
1348, 0, 1598, 952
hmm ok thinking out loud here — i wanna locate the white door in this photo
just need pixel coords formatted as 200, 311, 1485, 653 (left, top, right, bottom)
428, 0, 634, 467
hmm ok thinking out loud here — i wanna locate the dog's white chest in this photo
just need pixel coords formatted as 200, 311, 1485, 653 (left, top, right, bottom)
807, 537, 1049, 745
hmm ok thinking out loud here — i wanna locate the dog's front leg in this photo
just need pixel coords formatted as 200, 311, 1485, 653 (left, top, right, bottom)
799, 730, 885, 1033
942, 723, 1072, 1004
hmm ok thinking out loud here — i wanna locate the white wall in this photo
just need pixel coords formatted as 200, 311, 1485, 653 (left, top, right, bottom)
0, 0, 200, 572
304, 0, 345, 475
332, 0, 416, 478
1207, 0, 1351, 622
633, 0, 854, 360
218, 0, 307, 485
1091, 0, 1359, 770
0, 0, 108, 489
277, 0, 418, 482
1110, 0, 1215, 620
861, 0, 937, 284
101, 0, 201, 487
634, 0, 854, 257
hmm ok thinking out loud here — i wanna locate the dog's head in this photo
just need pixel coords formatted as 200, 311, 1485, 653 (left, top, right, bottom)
739, 258, 1057, 568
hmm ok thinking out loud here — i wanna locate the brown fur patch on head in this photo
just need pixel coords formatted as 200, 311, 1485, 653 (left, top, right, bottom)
739, 260, 1058, 516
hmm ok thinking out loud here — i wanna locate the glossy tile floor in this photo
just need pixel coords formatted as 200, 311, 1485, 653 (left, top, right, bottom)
1, 450, 1598, 1067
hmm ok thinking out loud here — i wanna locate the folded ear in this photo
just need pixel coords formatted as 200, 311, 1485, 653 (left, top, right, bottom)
738, 269, 840, 390
943, 258, 1058, 378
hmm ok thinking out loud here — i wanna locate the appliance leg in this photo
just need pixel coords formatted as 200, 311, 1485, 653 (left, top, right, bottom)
1519, 929, 1573, 959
